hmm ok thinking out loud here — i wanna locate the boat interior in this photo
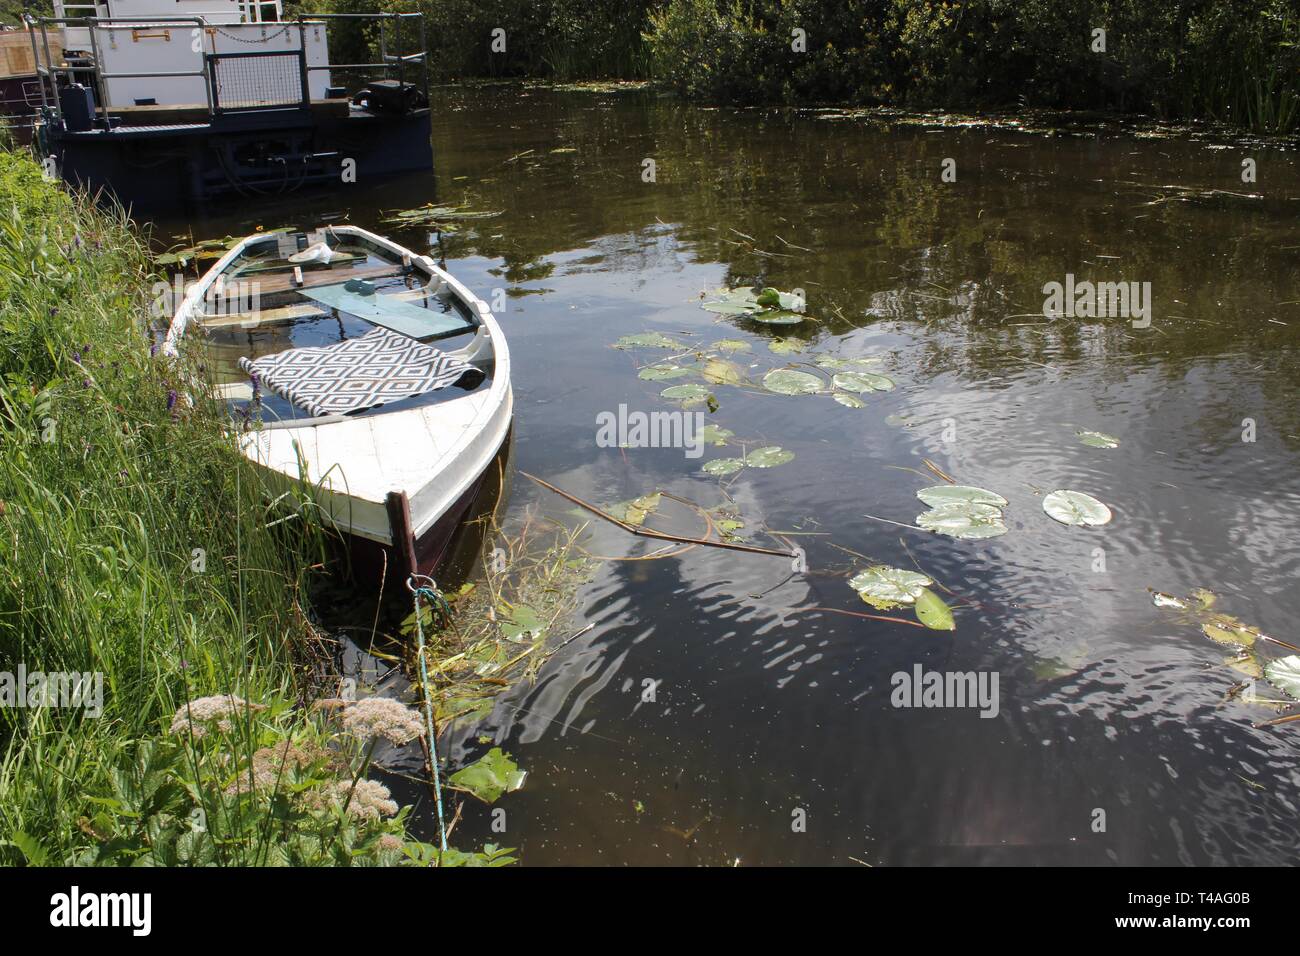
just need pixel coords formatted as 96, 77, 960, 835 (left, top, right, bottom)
192, 227, 493, 426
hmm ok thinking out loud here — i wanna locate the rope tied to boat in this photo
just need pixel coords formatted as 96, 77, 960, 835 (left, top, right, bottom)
408, 573, 451, 854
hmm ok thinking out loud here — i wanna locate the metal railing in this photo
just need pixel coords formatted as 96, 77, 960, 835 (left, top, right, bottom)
22, 11, 428, 127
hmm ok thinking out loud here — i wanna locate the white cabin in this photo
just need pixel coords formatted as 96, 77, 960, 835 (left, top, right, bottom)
50, 0, 330, 108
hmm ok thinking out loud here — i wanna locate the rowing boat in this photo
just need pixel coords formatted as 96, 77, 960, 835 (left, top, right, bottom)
164, 224, 513, 584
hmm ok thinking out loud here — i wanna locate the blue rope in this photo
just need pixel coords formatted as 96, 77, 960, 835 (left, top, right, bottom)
412, 583, 450, 854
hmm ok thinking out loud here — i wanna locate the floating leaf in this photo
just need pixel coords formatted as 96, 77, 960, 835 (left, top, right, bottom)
914, 587, 956, 631
716, 518, 745, 536
1200, 613, 1258, 648
916, 485, 1008, 509
916, 503, 1009, 539
713, 339, 751, 353
762, 369, 823, 395
849, 565, 932, 609
747, 446, 794, 468
638, 363, 691, 381
1226, 652, 1263, 679
832, 371, 895, 393
701, 288, 760, 315
833, 392, 866, 408
1042, 490, 1112, 527
615, 332, 685, 350
817, 356, 880, 370
702, 300, 761, 315
699, 425, 734, 446
748, 310, 806, 326
499, 604, 543, 641
702, 457, 744, 476
1264, 655, 1300, 700
1077, 430, 1120, 449
660, 384, 712, 404
448, 748, 527, 803
702, 358, 744, 386
611, 492, 662, 526
768, 338, 806, 355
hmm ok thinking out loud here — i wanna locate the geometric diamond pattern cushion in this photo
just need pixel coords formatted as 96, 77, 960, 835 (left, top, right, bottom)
238, 327, 476, 418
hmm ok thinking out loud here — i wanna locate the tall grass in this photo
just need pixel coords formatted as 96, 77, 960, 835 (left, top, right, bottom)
0, 149, 429, 865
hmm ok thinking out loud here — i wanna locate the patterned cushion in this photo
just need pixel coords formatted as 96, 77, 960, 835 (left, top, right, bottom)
238, 328, 476, 417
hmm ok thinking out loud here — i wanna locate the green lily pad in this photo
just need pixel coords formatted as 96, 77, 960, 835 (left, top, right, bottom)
748, 310, 806, 326
499, 604, 543, 641
702, 300, 761, 315
660, 384, 712, 403
701, 288, 761, 315
1042, 490, 1112, 526
638, 363, 692, 381
702, 359, 745, 386
1200, 613, 1259, 648
849, 565, 932, 609
916, 503, 1009, 539
768, 338, 806, 355
1077, 430, 1120, 449
833, 392, 866, 408
914, 587, 956, 631
699, 425, 734, 446
916, 485, 1008, 508
702, 457, 745, 476
1264, 655, 1300, 700
831, 371, 895, 393
746, 446, 794, 468
611, 492, 662, 526
615, 332, 686, 350
817, 356, 881, 370
448, 748, 527, 803
762, 369, 824, 395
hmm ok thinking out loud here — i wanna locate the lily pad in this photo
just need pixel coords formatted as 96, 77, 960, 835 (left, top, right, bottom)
762, 369, 824, 395
699, 425, 734, 446
1042, 490, 1112, 527
1200, 613, 1259, 648
747, 446, 794, 468
702, 358, 745, 386
768, 338, 806, 355
611, 492, 662, 526
914, 587, 956, 631
615, 332, 685, 350
499, 604, 543, 641
702, 300, 762, 315
832, 371, 895, 393
448, 748, 527, 803
916, 503, 1009, 539
702, 457, 744, 476
849, 565, 932, 609
833, 392, 866, 408
638, 363, 692, 381
660, 384, 712, 404
747, 310, 806, 326
817, 356, 881, 370
1264, 655, 1300, 700
1077, 430, 1120, 449
916, 485, 1008, 509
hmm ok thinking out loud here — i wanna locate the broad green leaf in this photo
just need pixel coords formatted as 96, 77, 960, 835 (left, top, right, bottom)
1200, 613, 1258, 648
660, 384, 712, 403
638, 363, 691, 381
702, 457, 744, 476
702, 358, 744, 385
916, 485, 1007, 508
832, 371, 894, 393
768, 338, 806, 354
833, 392, 866, 408
762, 368, 823, 395
914, 588, 956, 631
747, 446, 794, 468
499, 604, 543, 641
615, 332, 685, 350
849, 565, 932, 609
748, 310, 805, 326
916, 503, 1009, 539
699, 425, 734, 446
611, 492, 662, 526
1264, 655, 1300, 700
1042, 490, 1112, 526
448, 748, 527, 803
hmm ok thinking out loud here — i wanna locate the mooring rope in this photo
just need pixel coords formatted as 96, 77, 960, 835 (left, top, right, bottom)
408, 574, 451, 854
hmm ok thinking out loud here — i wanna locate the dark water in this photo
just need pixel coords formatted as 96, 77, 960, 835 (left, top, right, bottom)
168, 87, 1300, 866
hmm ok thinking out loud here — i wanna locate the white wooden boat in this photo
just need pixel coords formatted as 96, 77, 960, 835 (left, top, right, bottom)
164, 224, 512, 582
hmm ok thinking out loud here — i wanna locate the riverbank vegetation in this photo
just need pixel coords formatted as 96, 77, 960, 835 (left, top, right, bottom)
0, 148, 464, 864
364, 0, 1298, 133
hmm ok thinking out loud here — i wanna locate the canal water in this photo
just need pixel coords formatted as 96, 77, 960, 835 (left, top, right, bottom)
168, 86, 1300, 865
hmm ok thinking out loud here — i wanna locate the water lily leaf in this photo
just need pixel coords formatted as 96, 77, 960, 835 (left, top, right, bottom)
916, 503, 1009, 539
448, 748, 527, 803
660, 384, 712, 404
914, 587, 956, 631
817, 356, 881, 369
615, 332, 685, 350
1189, 587, 1216, 609
916, 485, 1008, 508
747, 446, 794, 468
833, 392, 866, 408
768, 338, 806, 354
713, 339, 751, 353
699, 425, 733, 446
1226, 653, 1263, 679
762, 369, 823, 395
638, 363, 692, 381
702, 359, 744, 386
702, 300, 761, 315
1200, 613, 1258, 648
716, 518, 745, 536
832, 371, 895, 393
499, 604, 543, 641
611, 492, 662, 526
1264, 655, 1300, 700
748, 310, 806, 326
1042, 490, 1112, 526
702, 457, 744, 476
849, 565, 932, 609
701, 288, 761, 315
1077, 430, 1120, 448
